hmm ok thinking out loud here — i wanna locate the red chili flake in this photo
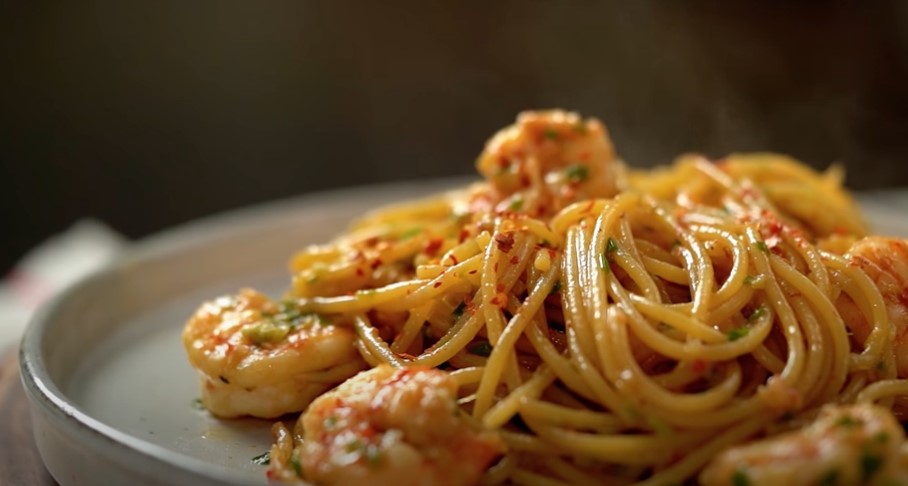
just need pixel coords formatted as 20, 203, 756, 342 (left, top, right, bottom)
423, 237, 443, 257
433, 281, 442, 288
519, 173, 531, 187
465, 298, 477, 315
692, 359, 707, 375
458, 228, 470, 244
355, 267, 365, 277
490, 292, 508, 307
363, 236, 380, 247
448, 255, 459, 265
510, 255, 519, 264
495, 233, 516, 253
468, 269, 478, 275
496, 283, 505, 293
371, 259, 383, 270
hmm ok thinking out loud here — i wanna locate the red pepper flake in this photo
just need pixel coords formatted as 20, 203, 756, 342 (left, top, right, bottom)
371, 259, 383, 270
692, 359, 708, 375
423, 237, 444, 257
458, 228, 470, 244
490, 292, 508, 307
510, 255, 519, 264
448, 255, 459, 265
495, 233, 516, 253
356, 267, 365, 277
433, 281, 442, 288
468, 269, 478, 275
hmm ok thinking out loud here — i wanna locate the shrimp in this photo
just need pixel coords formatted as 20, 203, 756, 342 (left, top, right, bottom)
290, 364, 505, 486
838, 237, 908, 378
182, 288, 365, 418
475, 110, 625, 216
700, 403, 906, 485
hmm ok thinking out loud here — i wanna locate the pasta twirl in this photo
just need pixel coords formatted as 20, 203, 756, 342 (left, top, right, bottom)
182, 110, 908, 486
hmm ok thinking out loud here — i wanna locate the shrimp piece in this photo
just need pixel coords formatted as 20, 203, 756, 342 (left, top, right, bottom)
838, 237, 908, 377
700, 403, 906, 485
182, 288, 365, 418
475, 110, 625, 216
296, 364, 505, 486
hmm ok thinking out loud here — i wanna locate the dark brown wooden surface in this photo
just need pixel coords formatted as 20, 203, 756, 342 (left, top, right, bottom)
0, 348, 58, 485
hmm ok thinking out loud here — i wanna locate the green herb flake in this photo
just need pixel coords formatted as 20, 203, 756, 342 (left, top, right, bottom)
452, 301, 467, 319
743, 275, 757, 285
731, 468, 750, 486
251, 451, 271, 466
874, 431, 890, 444
876, 360, 886, 372
508, 196, 524, 211
748, 307, 767, 323
191, 398, 205, 411
599, 253, 610, 273
819, 469, 839, 486
727, 327, 750, 342
324, 416, 338, 428
836, 415, 862, 428
365, 444, 382, 466
469, 342, 493, 357
606, 237, 619, 253
755, 241, 770, 253
241, 321, 291, 344
861, 451, 884, 481
543, 129, 559, 140
400, 227, 423, 240
564, 164, 590, 183
549, 280, 562, 296
290, 456, 304, 478
345, 439, 363, 453
573, 121, 587, 133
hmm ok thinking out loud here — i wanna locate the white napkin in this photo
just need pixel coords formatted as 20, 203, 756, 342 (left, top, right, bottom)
0, 220, 125, 350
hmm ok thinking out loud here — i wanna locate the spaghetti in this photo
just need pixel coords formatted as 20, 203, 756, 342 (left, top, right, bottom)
183, 110, 908, 485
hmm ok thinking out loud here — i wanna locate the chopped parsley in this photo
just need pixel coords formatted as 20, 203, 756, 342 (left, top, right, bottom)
743, 275, 757, 285
606, 237, 619, 253
543, 129, 559, 140
549, 280, 562, 295
727, 327, 750, 342
860, 451, 884, 481
400, 227, 423, 240
755, 241, 770, 253
191, 398, 205, 411
345, 439, 363, 453
874, 431, 890, 444
469, 342, 494, 357
731, 468, 750, 486
748, 307, 767, 323
564, 164, 589, 183
324, 416, 338, 428
599, 253, 610, 273
508, 196, 524, 211
290, 456, 304, 477
251, 451, 271, 466
836, 415, 861, 428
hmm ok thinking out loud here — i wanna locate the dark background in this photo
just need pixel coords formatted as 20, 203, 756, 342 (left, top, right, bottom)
3, 1, 908, 274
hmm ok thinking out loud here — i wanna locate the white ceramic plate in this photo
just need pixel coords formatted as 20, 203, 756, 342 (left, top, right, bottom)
20, 180, 908, 486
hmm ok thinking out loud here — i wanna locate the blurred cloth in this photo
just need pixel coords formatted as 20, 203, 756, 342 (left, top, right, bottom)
0, 220, 125, 351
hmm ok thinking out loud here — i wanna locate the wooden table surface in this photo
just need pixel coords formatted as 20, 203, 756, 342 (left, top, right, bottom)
0, 348, 58, 485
